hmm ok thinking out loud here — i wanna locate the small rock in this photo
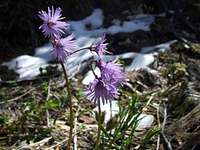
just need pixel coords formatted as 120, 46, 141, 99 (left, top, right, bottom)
137, 114, 154, 130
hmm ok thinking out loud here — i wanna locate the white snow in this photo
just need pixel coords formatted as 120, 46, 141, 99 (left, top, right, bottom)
119, 40, 177, 71
107, 14, 154, 34
2, 8, 173, 81
69, 9, 104, 36
141, 40, 177, 53
82, 40, 176, 85
34, 43, 53, 61
82, 67, 101, 85
93, 101, 119, 124
126, 40, 177, 71
3, 55, 49, 80
69, 9, 154, 36
93, 101, 154, 129
126, 53, 155, 71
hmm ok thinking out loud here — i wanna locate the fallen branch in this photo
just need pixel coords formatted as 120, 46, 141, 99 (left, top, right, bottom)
46, 80, 51, 128
73, 105, 80, 150
167, 103, 200, 149
156, 103, 161, 150
161, 103, 172, 150
0, 88, 35, 105
45, 139, 68, 150
17, 137, 52, 150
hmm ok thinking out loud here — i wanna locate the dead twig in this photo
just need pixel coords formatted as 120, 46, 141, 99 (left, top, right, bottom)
156, 103, 161, 150
73, 104, 80, 150
45, 139, 68, 150
17, 137, 52, 150
161, 103, 172, 150
46, 80, 51, 128
0, 88, 35, 105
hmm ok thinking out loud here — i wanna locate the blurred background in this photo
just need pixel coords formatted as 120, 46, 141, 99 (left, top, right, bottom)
1, 0, 199, 63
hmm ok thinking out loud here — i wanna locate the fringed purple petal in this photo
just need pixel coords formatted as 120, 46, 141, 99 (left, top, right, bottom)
52, 34, 77, 62
38, 6, 69, 38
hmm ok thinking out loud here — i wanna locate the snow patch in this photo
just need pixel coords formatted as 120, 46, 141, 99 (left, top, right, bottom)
127, 53, 155, 71
82, 40, 176, 85
3, 55, 48, 80
93, 101, 119, 124
69, 10, 154, 36
82, 67, 101, 85
93, 101, 154, 129
141, 40, 177, 53
107, 14, 154, 34
2, 8, 169, 81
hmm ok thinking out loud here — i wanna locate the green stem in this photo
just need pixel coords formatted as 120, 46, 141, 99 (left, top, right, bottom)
61, 63, 73, 150
71, 47, 90, 55
95, 102, 101, 150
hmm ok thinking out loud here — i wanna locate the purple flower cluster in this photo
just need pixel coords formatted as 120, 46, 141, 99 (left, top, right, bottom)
86, 37, 125, 105
38, 6, 76, 62
39, 7, 125, 105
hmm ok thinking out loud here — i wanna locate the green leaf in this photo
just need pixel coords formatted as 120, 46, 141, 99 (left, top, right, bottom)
142, 128, 161, 146
45, 99, 61, 109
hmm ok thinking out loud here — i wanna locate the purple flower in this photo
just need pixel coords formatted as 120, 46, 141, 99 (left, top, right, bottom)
91, 34, 109, 56
86, 78, 119, 105
52, 34, 77, 62
86, 61, 124, 105
86, 34, 125, 105
38, 6, 69, 38
99, 61, 125, 86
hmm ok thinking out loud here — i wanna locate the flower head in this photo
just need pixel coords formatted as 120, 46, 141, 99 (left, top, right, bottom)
91, 34, 108, 56
38, 6, 69, 38
86, 35, 125, 105
86, 61, 124, 105
99, 61, 125, 86
86, 78, 118, 105
52, 34, 77, 62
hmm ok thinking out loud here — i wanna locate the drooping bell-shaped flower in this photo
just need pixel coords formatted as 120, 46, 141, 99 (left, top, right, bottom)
86, 78, 119, 105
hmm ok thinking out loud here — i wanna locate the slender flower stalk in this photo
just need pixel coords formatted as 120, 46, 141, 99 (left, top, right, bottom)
38, 7, 77, 150
70, 47, 91, 55
39, 7, 126, 148
94, 101, 101, 149
86, 62, 124, 149
86, 35, 125, 148
61, 63, 73, 150
51, 34, 76, 150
